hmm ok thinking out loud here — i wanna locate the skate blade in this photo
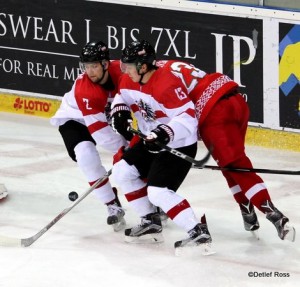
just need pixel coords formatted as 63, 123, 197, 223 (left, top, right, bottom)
124, 233, 164, 244
0, 189, 8, 200
284, 225, 296, 242
159, 213, 169, 228
161, 218, 168, 228
112, 218, 126, 232
175, 242, 216, 257
250, 230, 260, 240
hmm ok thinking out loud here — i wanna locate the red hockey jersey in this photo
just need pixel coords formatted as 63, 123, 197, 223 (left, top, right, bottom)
155, 61, 239, 126
51, 60, 126, 153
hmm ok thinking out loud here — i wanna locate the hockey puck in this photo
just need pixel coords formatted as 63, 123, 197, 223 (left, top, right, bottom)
68, 191, 78, 201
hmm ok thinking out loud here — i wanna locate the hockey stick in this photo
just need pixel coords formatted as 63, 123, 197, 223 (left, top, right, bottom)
193, 164, 300, 175
0, 169, 112, 247
129, 128, 210, 167
129, 128, 299, 175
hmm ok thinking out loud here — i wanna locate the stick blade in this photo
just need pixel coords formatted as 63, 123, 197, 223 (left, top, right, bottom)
0, 235, 22, 247
194, 150, 211, 168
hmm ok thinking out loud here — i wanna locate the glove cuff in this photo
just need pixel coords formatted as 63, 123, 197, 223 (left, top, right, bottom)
111, 104, 130, 116
158, 124, 174, 142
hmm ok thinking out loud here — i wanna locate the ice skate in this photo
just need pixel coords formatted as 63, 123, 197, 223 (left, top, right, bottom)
157, 207, 168, 227
262, 200, 296, 242
124, 212, 163, 243
239, 202, 260, 239
107, 203, 126, 231
174, 215, 215, 256
107, 188, 126, 231
0, 184, 8, 200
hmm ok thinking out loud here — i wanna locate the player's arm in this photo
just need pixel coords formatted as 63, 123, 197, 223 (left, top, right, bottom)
159, 83, 197, 142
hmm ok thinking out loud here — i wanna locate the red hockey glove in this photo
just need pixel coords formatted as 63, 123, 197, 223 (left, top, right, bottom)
113, 135, 141, 165
129, 134, 141, 148
144, 124, 174, 153
113, 146, 125, 165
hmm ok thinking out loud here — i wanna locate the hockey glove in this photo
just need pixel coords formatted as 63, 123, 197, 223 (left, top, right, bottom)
144, 124, 174, 153
113, 135, 141, 165
111, 104, 133, 141
129, 134, 141, 148
113, 146, 125, 165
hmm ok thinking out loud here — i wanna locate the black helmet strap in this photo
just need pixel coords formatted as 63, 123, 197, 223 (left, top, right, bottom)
97, 62, 109, 84
136, 62, 157, 85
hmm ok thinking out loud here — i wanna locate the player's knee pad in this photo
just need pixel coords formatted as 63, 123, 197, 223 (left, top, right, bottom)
147, 186, 168, 207
112, 159, 141, 187
59, 120, 96, 162
74, 141, 108, 182
74, 141, 97, 159
148, 186, 183, 212
65, 145, 77, 162
74, 141, 102, 168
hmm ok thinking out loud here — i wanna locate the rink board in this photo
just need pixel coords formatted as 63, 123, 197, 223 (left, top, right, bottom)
0, 92, 298, 152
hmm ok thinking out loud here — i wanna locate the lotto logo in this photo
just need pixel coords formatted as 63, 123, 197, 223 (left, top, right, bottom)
13, 97, 51, 112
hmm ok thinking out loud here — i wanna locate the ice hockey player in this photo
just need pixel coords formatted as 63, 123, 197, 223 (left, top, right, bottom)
50, 40, 127, 231
177, 53, 295, 242
111, 40, 213, 252
113, 39, 295, 243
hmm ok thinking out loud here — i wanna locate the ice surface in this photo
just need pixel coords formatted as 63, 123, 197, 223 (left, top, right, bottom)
0, 112, 299, 287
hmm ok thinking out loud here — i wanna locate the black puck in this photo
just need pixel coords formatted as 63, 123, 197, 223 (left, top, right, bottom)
68, 191, 78, 201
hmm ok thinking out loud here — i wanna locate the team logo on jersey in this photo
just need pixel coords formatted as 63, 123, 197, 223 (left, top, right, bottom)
136, 99, 155, 121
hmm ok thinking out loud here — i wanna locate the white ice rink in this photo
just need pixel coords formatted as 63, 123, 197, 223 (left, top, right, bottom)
0, 112, 299, 287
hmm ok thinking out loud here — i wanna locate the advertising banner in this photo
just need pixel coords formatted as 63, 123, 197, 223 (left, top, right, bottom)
279, 23, 300, 130
1, 0, 263, 123
0, 93, 61, 118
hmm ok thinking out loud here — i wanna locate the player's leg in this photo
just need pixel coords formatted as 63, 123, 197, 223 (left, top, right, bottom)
112, 142, 162, 242
59, 120, 125, 231
200, 94, 259, 232
147, 143, 212, 248
201, 95, 295, 241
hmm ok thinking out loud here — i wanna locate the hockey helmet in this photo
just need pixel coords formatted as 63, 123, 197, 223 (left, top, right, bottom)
79, 41, 110, 63
121, 40, 156, 68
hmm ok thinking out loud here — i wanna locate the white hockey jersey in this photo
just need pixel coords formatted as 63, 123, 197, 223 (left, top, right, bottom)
113, 60, 198, 149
